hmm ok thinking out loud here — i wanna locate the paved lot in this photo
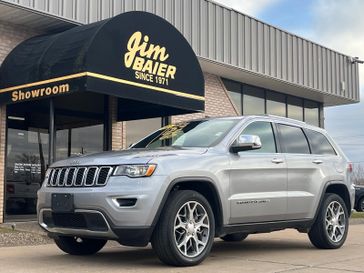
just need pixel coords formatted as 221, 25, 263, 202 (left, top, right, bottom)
1, 224, 364, 273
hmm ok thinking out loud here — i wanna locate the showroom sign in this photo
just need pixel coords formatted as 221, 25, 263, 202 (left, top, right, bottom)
0, 11, 204, 117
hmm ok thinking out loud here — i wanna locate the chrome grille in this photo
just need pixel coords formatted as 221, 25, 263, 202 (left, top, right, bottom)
47, 166, 113, 187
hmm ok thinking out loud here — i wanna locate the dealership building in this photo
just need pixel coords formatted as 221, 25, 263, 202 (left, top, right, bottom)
0, 0, 360, 223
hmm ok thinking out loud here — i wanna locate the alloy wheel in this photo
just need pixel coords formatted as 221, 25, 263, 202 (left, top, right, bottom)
174, 201, 210, 258
325, 201, 346, 243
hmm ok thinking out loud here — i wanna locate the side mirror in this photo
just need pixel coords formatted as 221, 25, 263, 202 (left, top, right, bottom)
230, 134, 262, 153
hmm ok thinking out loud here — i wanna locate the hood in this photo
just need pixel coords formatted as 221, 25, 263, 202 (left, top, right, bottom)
50, 147, 208, 167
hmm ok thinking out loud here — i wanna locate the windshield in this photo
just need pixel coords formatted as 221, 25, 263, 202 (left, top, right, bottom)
131, 119, 239, 148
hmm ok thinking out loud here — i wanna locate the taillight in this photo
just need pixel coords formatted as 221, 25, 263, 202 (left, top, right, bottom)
347, 162, 353, 173
6, 184, 15, 194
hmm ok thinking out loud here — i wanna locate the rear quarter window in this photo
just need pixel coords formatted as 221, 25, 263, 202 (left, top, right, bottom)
305, 129, 337, 156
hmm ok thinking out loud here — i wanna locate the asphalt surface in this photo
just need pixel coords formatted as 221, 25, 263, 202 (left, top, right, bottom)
1, 224, 364, 273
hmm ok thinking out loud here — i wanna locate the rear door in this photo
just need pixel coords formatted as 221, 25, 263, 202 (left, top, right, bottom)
278, 124, 335, 220
229, 121, 287, 224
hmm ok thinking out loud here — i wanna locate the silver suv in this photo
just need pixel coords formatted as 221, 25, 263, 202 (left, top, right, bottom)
37, 116, 354, 266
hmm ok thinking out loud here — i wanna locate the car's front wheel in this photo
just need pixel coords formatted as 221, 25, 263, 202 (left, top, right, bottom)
151, 190, 215, 266
308, 193, 349, 249
54, 236, 107, 255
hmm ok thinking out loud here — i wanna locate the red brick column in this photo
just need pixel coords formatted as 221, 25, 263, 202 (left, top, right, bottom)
109, 96, 125, 150
172, 73, 238, 124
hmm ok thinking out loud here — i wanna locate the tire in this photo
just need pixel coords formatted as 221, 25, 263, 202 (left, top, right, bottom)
220, 233, 248, 242
151, 190, 215, 266
356, 197, 364, 212
54, 236, 107, 255
308, 193, 349, 249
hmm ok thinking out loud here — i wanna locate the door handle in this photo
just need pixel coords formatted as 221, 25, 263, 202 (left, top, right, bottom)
312, 159, 323, 165
271, 158, 284, 164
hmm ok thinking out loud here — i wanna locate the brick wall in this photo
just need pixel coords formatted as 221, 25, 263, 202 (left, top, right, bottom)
0, 20, 41, 64
172, 73, 239, 123
109, 96, 126, 150
0, 21, 40, 223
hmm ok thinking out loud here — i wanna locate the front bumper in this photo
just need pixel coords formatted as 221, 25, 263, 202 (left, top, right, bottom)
37, 175, 168, 246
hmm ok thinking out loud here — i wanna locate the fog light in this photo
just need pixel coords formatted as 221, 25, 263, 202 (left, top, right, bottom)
114, 198, 137, 207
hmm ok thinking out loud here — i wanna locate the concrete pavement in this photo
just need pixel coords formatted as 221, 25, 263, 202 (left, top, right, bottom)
1, 224, 364, 273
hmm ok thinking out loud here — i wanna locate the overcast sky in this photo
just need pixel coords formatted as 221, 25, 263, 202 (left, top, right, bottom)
215, 0, 364, 164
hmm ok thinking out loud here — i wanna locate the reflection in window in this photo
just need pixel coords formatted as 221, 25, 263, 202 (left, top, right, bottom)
305, 129, 336, 155
56, 125, 104, 161
242, 121, 276, 153
266, 92, 286, 117
223, 79, 242, 114
222, 78, 321, 127
278, 124, 310, 154
304, 100, 320, 126
287, 97, 303, 121
243, 86, 265, 115
126, 118, 162, 148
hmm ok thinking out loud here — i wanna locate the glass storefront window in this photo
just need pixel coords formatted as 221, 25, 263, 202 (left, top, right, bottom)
56, 125, 104, 161
266, 91, 286, 117
223, 79, 242, 114
126, 118, 162, 147
6, 101, 49, 217
287, 97, 303, 121
223, 78, 321, 127
243, 86, 265, 115
304, 100, 320, 126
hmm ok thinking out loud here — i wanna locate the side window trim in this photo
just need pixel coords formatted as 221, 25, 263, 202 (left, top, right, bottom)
271, 122, 283, 154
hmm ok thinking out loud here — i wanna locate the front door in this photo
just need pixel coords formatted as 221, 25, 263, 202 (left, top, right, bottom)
229, 121, 287, 224
5, 100, 49, 218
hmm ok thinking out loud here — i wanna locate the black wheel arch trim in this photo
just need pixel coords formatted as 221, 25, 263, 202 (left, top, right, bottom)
150, 176, 225, 236
313, 180, 352, 223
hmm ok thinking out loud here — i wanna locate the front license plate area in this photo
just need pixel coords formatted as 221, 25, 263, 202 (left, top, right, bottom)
51, 193, 74, 213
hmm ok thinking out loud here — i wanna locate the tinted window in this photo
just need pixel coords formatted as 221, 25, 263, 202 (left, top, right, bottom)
304, 100, 320, 126
241, 122, 276, 153
243, 86, 265, 115
278, 124, 310, 154
287, 97, 303, 121
266, 92, 286, 117
305, 129, 336, 155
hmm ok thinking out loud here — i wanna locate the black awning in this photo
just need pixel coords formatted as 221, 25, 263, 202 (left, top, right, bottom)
0, 11, 204, 118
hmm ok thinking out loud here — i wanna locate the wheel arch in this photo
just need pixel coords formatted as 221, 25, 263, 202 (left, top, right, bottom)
325, 183, 351, 214
151, 177, 224, 236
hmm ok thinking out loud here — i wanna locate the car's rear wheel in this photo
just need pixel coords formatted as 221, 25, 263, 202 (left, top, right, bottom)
220, 233, 248, 242
308, 193, 348, 249
151, 190, 215, 266
54, 236, 107, 255
357, 197, 364, 212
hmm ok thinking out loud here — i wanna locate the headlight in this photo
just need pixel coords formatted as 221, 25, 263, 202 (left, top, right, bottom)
113, 164, 157, 178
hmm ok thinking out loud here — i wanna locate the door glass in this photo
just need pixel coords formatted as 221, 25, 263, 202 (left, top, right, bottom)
6, 101, 49, 217
126, 118, 161, 147
54, 93, 105, 161
241, 121, 276, 153
278, 124, 310, 154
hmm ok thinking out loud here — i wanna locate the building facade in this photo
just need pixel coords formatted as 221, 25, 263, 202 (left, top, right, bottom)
0, 0, 360, 222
